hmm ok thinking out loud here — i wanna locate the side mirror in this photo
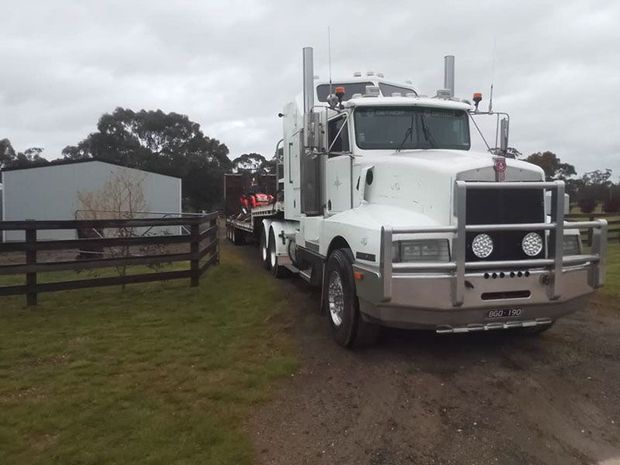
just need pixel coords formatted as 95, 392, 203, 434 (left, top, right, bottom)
500, 117, 509, 154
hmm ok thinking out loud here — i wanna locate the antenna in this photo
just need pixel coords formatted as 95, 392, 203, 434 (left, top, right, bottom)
328, 26, 333, 96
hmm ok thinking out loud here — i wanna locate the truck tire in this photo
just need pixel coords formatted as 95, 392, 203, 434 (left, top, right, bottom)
260, 228, 271, 270
325, 248, 379, 348
232, 227, 245, 245
269, 230, 291, 279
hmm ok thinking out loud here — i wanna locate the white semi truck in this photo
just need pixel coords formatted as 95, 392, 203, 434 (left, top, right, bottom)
227, 47, 608, 348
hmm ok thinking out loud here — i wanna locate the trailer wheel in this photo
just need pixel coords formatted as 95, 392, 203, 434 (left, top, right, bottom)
325, 248, 379, 348
260, 228, 271, 270
269, 230, 291, 279
232, 227, 245, 245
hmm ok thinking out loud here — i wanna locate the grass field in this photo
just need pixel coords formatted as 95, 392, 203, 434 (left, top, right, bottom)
0, 246, 296, 465
0, 242, 618, 465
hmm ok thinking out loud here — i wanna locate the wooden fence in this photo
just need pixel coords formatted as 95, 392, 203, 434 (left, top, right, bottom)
0, 213, 218, 306
566, 213, 620, 246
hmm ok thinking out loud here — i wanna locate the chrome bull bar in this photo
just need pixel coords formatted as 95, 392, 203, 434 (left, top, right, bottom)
379, 180, 608, 307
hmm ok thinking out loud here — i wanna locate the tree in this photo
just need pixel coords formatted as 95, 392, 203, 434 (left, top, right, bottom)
0, 140, 48, 170
231, 153, 268, 174
62, 108, 232, 211
525, 151, 576, 181
0, 138, 16, 169
491, 146, 522, 159
77, 170, 148, 287
13, 147, 48, 169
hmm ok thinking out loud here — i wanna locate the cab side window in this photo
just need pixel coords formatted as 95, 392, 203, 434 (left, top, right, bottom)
328, 117, 350, 154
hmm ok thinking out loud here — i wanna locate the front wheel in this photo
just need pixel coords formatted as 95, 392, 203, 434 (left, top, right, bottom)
325, 249, 379, 348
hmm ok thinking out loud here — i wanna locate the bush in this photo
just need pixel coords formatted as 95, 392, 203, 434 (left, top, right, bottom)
578, 198, 597, 214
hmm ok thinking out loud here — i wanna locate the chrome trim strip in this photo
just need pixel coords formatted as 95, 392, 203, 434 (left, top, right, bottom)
464, 181, 561, 189
380, 226, 393, 302
390, 255, 599, 273
436, 318, 553, 334
453, 180, 467, 306
551, 181, 565, 299
466, 223, 556, 232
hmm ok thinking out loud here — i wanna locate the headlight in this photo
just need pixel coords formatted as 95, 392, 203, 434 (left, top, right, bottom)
392, 239, 450, 263
563, 234, 581, 255
471, 233, 493, 258
522, 232, 543, 257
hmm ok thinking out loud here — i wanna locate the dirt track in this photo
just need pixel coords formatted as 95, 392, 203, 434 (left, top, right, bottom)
237, 244, 620, 465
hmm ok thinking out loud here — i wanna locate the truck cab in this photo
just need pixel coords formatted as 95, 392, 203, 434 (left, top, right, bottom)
234, 47, 608, 348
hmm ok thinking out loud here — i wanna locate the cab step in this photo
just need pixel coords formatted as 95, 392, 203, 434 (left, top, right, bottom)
283, 264, 313, 283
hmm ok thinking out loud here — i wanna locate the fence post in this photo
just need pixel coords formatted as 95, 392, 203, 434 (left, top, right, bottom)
25, 221, 37, 306
588, 215, 594, 247
214, 216, 220, 265
190, 221, 200, 287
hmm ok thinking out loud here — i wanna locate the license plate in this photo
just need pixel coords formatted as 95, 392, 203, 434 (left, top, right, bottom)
487, 308, 522, 319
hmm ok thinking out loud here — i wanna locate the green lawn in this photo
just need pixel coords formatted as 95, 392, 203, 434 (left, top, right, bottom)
0, 246, 296, 465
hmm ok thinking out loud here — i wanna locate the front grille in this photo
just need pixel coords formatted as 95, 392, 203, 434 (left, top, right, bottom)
465, 188, 545, 262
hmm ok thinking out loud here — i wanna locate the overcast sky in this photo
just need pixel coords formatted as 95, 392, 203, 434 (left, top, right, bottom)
1, 0, 619, 176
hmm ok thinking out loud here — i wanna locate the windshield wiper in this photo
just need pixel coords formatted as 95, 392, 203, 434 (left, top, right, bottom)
419, 114, 437, 148
396, 114, 415, 152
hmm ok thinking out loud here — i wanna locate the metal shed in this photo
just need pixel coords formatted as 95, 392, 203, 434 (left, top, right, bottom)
1, 160, 182, 241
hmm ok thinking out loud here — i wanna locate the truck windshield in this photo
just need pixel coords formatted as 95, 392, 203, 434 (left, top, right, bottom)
354, 107, 470, 150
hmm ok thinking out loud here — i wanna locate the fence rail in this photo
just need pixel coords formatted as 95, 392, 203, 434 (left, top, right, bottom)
0, 213, 219, 306
566, 213, 620, 246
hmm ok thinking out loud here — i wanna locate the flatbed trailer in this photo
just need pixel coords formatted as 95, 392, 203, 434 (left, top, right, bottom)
226, 201, 284, 244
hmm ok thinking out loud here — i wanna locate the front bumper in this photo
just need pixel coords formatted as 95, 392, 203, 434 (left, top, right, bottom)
354, 180, 608, 331
355, 264, 592, 330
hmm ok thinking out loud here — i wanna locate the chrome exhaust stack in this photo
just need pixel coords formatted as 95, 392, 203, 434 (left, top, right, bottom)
444, 55, 455, 98
302, 47, 314, 115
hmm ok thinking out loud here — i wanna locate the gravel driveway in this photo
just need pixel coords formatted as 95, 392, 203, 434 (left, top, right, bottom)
240, 245, 620, 465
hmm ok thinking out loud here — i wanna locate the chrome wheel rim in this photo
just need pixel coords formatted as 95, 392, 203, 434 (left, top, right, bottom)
270, 244, 277, 268
261, 237, 268, 261
328, 271, 345, 327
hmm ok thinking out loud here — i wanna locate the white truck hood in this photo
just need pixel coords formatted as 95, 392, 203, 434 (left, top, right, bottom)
354, 149, 544, 226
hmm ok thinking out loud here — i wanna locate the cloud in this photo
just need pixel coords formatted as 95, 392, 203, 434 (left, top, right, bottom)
1, 0, 618, 177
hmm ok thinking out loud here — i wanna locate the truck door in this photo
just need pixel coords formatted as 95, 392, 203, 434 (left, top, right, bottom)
325, 115, 352, 215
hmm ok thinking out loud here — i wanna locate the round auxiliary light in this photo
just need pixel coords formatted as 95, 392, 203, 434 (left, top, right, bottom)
522, 232, 543, 257
472, 233, 494, 259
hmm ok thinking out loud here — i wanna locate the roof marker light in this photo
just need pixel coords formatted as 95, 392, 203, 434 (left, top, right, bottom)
364, 85, 380, 97
353, 71, 362, 77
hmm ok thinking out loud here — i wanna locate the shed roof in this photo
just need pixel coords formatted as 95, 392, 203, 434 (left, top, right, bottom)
1, 158, 181, 180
